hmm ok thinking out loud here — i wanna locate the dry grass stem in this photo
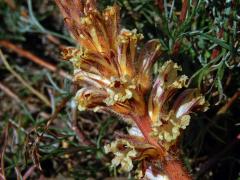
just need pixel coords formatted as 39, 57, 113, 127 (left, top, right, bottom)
217, 90, 240, 115
0, 82, 21, 103
0, 49, 51, 107
0, 40, 72, 80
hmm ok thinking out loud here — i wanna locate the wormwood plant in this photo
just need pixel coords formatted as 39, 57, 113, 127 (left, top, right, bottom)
55, 0, 209, 179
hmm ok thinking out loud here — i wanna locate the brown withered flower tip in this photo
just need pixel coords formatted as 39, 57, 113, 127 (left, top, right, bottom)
55, 0, 208, 179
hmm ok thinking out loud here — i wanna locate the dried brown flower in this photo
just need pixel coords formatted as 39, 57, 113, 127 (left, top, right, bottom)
55, 0, 208, 179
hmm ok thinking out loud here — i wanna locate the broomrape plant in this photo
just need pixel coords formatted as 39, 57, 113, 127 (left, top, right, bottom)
55, 0, 208, 179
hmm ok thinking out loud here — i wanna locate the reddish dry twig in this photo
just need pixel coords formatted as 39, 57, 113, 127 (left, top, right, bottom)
210, 29, 224, 60
172, 41, 181, 55
0, 171, 4, 180
4, 0, 16, 10
46, 35, 67, 49
180, 0, 188, 22
0, 82, 21, 103
0, 40, 72, 80
72, 106, 93, 146
23, 165, 36, 180
45, 96, 71, 129
172, 0, 188, 55
0, 124, 9, 180
155, 0, 164, 11
217, 91, 240, 115
27, 96, 72, 170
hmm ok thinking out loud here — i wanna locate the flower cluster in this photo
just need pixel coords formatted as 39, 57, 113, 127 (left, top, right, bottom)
56, 0, 208, 179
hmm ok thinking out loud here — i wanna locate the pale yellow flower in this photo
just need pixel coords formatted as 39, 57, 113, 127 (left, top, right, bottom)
104, 139, 137, 172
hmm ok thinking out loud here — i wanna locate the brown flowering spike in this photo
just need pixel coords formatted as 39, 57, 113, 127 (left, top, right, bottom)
56, 1, 208, 179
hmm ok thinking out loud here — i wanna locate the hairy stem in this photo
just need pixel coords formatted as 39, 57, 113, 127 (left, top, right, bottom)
132, 114, 191, 179
131, 114, 165, 155
164, 159, 191, 180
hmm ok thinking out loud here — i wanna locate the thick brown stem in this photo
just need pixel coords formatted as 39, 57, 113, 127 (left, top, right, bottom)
155, 0, 164, 11
131, 114, 165, 156
130, 114, 190, 179
163, 159, 191, 180
180, 0, 188, 22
